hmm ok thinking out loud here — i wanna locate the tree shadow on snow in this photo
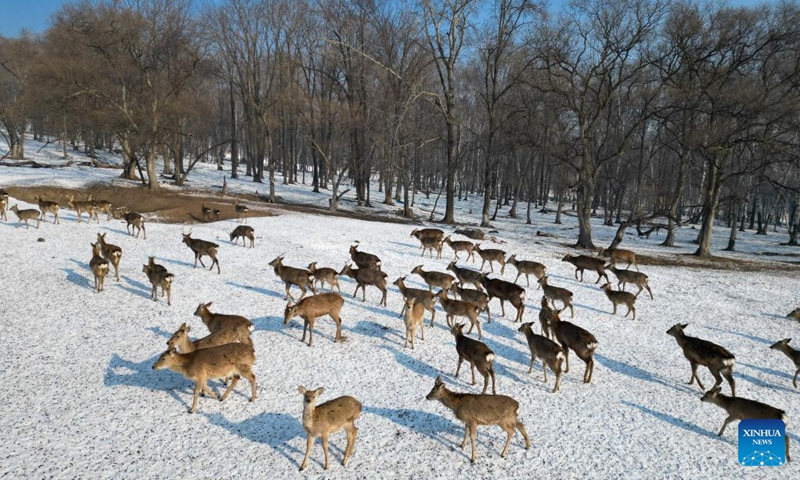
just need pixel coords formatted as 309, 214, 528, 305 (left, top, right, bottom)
620, 401, 730, 443
594, 353, 695, 394
203, 412, 304, 467
226, 281, 285, 300
701, 325, 773, 346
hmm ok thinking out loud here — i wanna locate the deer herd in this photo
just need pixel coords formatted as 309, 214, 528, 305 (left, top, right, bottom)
2, 187, 798, 469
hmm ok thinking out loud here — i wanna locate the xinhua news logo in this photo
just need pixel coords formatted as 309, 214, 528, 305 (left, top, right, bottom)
738, 419, 787, 466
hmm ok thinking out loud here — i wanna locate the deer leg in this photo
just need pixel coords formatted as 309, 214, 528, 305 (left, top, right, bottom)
475, 318, 483, 340
563, 348, 570, 373
517, 421, 531, 449
612, 303, 617, 315
553, 367, 562, 393
793, 369, 799, 389
420, 322, 425, 341
399, 303, 407, 319
307, 321, 315, 347
470, 363, 477, 385
501, 424, 514, 458
710, 368, 724, 392
455, 356, 464, 378
299, 435, 315, 471
241, 368, 257, 402
189, 382, 204, 413
722, 366, 735, 396
469, 423, 478, 463
689, 362, 705, 390
300, 319, 308, 343
646, 285, 653, 300
568, 302, 575, 318
321, 435, 331, 470
542, 359, 548, 383
529, 356, 535, 374
461, 425, 470, 449
220, 375, 240, 402
500, 299, 506, 316
489, 368, 496, 394
333, 313, 342, 342
718, 416, 734, 436
584, 357, 594, 383
342, 423, 358, 466
352, 284, 359, 299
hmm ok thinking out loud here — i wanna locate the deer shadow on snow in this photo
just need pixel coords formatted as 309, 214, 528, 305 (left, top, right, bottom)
620, 400, 731, 444
104, 353, 188, 408
226, 281, 285, 301
62, 267, 91, 290
363, 404, 468, 456
117, 275, 153, 300
594, 353, 696, 395
203, 412, 305, 467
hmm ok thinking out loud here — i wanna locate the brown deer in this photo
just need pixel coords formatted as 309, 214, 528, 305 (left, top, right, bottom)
0, 193, 7, 221
269, 256, 316, 301
410, 227, 445, 245
419, 236, 443, 259
284, 293, 345, 346
89, 242, 109, 292
505, 254, 546, 287
666, 323, 736, 396
167, 323, 249, 353
349, 245, 382, 270
601, 283, 637, 320
68, 195, 98, 223
89, 195, 113, 221
425, 376, 530, 463
297, 386, 362, 471
474, 244, 506, 274
393, 277, 436, 325
480, 276, 525, 322
308, 262, 341, 293
152, 343, 257, 413
769, 339, 799, 389
607, 265, 653, 299
444, 236, 476, 262
230, 225, 255, 248
193, 302, 254, 339
450, 323, 495, 394
34, 195, 60, 224
411, 265, 455, 293
538, 296, 556, 340
446, 261, 485, 291
202, 203, 212, 222
561, 254, 609, 284
96, 233, 122, 281
787, 308, 800, 322
403, 297, 426, 349
233, 200, 249, 223
537, 276, 574, 318
142, 257, 173, 306
551, 309, 598, 383
10, 205, 40, 229
438, 290, 483, 338
182, 233, 221, 274
518, 322, 565, 393
340, 263, 387, 306
213, 207, 221, 221
117, 208, 146, 239
450, 283, 491, 323
701, 387, 790, 462
599, 247, 638, 271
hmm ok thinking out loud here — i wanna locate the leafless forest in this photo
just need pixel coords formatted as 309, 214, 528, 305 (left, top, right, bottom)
1, 0, 800, 255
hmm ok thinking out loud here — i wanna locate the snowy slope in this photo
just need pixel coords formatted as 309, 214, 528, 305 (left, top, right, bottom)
1, 137, 799, 478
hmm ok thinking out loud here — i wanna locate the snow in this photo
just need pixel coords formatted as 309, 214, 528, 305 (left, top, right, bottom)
0, 136, 798, 478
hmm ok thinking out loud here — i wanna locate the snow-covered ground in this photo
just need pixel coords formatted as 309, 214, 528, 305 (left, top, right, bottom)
1, 137, 798, 478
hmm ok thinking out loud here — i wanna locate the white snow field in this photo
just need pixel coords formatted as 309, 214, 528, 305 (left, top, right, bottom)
1, 139, 799, 479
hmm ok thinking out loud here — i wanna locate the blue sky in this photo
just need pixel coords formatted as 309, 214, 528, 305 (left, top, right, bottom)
0, 0, 779, 38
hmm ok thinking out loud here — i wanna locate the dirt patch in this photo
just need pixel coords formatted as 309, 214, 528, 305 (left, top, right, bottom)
5, 184, 275, 224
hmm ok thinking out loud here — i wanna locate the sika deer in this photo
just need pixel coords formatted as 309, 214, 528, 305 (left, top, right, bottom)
701, 386, 790, 462
518, 322, 565, 393
410, 227, 445, 245
89, 242, 109, 292
769, 339, 800, 389
425, 376, 530, 463
284, 293, 344, 346
601, 283, 637, 320
269, 256, 316, 300
349, 245, 382, 270
561, 254, 609, 284
233, 200, 249, 223
68, 195, 98, 223
446, 261, 484, 291
788, 308, 800, 322
537, 276, 574, 318
444, 236, 476, 262
340, 263, 387, 306
308, 262, 341, 293
438, 290, 482, 339
10, 205, 40, 229
538, 296, 556, 340
34, 195, 60, 224
202, 203, 212, 222
230, 225, 255, 248
403, 297, 425, 349
96, 233, 122, 281
193, 302, 254, 340
297, 386, 362, 471
182, 233, 221, 274
142, 258, 174, 306
474, 244, 506, 274
419, 236, 443, 259
550, 310, 597, 383
152, 343, 257, 413
666, 323, 736, 396
480, 276, 525, 322
393, 277, 436, 325
450, 323, 495, 394
213, 208, 221, 221
117, 208, 146, 239
599, 247, 638, 271
608, 265, 653, 299
0, 194, 6, 221
167, 323, 249, 353
411, 265, 455, 293
451, 283, 491, 323
506, 254, 546, 287
88, 195, 112, 221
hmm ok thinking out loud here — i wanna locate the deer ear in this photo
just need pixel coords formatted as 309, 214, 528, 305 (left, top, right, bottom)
297, 386, 307, 395
435, 376, 443, 385
681, 323, 689, 329
315, 387, 325, 396
205, 302, 213, 307
185, 326, 191, 333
